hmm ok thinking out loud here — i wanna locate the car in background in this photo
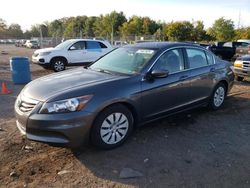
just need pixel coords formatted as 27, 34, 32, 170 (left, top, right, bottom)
113, 41, 128, 48
207, 41, 249, 60
237, 39, 250, 44
20, 39, 27, 47
25, 40, 40, 49
0, 39, 6, 44
15, 40, 21, 47
233, 55, 250, 81
15, 42, 234, 149
32, 39, 113, 72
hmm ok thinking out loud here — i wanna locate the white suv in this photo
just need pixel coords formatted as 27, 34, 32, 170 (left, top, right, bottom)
32, 39, 113, 72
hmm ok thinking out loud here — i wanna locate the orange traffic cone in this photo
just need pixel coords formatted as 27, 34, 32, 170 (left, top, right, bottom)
1, 82, 11, 95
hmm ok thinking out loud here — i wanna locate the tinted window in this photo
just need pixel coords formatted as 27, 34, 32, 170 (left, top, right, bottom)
86, 41, 101, 49
71, 41, 85, 50
237, 42, 249, 47
153, 49, 184, 74
186, 49, 208, 69
206, 51, 214, 65
99, 42, 107, 48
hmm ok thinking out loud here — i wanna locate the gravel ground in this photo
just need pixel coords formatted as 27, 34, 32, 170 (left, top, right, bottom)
0, 44, 250, 188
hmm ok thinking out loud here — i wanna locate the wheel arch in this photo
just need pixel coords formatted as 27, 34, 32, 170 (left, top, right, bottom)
92, 101, 139, 128
50, 56, 68, 65
217, 79, 229, 94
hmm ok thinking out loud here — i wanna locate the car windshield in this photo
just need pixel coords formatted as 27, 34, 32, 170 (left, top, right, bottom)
55, 40, 73, 49
90, 47, 156, 75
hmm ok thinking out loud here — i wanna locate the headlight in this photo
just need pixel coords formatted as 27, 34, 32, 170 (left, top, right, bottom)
234, 60, 242, 68
39, 51, 51, 56
39, 95, 93, 114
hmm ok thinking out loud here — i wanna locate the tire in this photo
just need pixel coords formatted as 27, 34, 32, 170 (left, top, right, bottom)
91, 104, 134, 149
235, 75, 244, 82
51, 58, 66, 72
209, 83, 226, 110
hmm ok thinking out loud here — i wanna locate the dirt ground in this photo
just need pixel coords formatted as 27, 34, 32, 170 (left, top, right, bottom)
0, 44, 250, 188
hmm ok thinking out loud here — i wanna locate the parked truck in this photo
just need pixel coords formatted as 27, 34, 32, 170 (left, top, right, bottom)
207, 41, 249, 61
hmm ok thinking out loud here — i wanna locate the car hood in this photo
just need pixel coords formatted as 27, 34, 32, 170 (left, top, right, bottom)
22, 68, 121, 102
34, 47, 58, 54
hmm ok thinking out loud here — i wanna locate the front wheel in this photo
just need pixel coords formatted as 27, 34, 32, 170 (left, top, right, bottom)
209, 83, 226, 110
51, 58, 66, 72
91, 104, 134, 149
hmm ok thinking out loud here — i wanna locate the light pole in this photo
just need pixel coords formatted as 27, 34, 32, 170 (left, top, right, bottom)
111, 23, 114, 45
39, 24, 46, 49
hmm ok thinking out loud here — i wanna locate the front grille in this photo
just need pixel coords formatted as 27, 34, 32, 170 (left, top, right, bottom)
243, 61, 250, 69
17, 95, 39, 113
19, 101, 36, 112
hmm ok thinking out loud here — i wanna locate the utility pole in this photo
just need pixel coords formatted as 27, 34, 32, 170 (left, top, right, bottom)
40, 26, 43, 49
237, 10, 241, 29
111, 23, 114, 45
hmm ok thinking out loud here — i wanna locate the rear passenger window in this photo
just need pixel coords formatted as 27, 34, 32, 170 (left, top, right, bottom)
99, 42, 107, 48
206, 52, 214, 65
86, 41, 101, 49
153, 49, 184, 74
186, 49, 208, 69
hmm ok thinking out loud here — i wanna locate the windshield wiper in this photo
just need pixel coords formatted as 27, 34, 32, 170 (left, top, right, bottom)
88, 67, 114, 75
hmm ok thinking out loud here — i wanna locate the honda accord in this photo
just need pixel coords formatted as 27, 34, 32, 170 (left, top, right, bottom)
15, 42, 234, 149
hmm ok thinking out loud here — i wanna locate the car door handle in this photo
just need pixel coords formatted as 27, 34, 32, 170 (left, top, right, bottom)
210, 68, 216, 72
179, 75, 189, 81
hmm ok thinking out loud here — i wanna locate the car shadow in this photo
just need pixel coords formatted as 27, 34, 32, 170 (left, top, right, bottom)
72, 93, 250, 187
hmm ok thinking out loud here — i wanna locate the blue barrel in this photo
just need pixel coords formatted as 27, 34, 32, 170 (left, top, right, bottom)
10, 57, 31, 84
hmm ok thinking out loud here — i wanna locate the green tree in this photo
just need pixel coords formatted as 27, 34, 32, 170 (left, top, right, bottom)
192, 21, 206, 41
0, 18, 7, 30
165, 21, 194, 41
142, 17, 160, 35
8, 24, 23, 38
48, 19, 64, 37
207, 17, 235, 41
29, 25, 40, 37
84, 16, 97, 37
0, 18, 7, 38
234, 27, 250, 40
119, 16, 143, 37
94, 11, 126, 39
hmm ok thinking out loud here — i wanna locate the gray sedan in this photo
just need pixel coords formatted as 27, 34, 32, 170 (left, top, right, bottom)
15, 42, 234, 149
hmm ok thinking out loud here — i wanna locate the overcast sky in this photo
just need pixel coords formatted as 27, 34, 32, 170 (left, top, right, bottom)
1, 0, 250, 30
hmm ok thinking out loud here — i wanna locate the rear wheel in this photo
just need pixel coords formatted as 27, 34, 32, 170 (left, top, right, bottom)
51, 58, 66, 72
209, 83, 226, 110
235, 75, 244, 82
91, 104, 134, 149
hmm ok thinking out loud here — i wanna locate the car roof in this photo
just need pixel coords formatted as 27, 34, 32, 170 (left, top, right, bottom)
67, 39, 107, 43
125, 42, 203, 50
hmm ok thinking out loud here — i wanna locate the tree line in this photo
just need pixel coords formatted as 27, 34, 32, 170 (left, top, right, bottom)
0, 11, 250, 42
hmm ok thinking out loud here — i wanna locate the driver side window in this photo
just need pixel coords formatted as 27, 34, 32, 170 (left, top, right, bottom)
153, 49, 184, 74
70, 41, 85, 50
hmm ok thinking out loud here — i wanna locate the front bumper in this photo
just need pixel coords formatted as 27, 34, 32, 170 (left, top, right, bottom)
15, 96, 95, 148
32, 55, 50, 65
233, 67, 250, 77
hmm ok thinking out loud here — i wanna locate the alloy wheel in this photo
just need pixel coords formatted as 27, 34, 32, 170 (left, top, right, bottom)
213, 86, 225, 107
54, 61, 65, 71
100, 112, 129, 145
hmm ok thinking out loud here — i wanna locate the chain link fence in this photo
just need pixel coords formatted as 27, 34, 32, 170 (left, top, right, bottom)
0, 34, 164, 48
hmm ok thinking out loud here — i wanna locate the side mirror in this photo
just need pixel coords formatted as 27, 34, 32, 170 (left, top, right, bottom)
151, 69, 169, 78
69, 46, 76, 51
